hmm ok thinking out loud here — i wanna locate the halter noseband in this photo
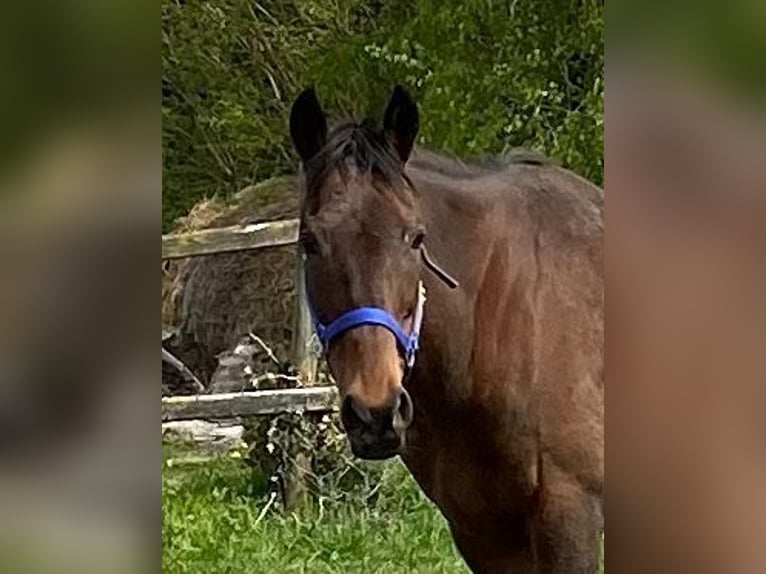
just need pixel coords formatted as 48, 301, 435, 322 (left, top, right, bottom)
313, 282, 426, 368
308, 247, 458, 369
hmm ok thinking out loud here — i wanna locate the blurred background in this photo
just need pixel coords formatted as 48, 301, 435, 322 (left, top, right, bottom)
0, 1, 156, 573
608, 1, 766, 572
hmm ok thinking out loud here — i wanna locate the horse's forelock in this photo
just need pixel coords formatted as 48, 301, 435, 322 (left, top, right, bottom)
304, 120, 411, 207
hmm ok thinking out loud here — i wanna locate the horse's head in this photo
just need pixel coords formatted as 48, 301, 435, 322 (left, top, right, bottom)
289, 86, 422, 460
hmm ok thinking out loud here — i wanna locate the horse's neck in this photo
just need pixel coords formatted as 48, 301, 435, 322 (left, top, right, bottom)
409, 172, 498, 410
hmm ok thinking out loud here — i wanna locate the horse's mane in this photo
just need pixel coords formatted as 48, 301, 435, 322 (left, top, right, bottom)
409, 147, 551, 179
304, 117, 552, 192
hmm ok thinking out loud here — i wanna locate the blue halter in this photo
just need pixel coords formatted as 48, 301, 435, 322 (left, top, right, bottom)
311, 282, 426, 368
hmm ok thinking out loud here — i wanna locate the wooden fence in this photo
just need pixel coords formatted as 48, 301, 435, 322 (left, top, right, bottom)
162, 219, 299, 260
162, 387, 338, 421
162, 219, 330, 422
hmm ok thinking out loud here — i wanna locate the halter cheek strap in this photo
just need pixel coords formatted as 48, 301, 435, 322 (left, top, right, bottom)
313, 282, 426, 368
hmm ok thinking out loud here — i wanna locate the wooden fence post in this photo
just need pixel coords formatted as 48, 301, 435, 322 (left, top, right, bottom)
283, 238, 318, 509
291, 248, 317, 385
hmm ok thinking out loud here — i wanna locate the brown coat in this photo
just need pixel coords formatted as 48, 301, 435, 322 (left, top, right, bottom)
290, 86, 603, 573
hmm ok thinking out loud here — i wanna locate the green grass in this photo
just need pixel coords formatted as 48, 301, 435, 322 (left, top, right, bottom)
163, 443, 604, 573
162, 443, 467, 573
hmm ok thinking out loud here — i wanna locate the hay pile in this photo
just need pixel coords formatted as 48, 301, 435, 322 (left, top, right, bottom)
162, 176, 301, 392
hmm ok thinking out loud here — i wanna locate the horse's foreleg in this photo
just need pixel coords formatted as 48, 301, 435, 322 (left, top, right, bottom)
530, 460, 602, 573
449, 523, 537, 574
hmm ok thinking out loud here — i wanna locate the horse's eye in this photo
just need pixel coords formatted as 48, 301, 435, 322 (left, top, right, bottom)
300, 230, 319, 255
409, 230, 425, 250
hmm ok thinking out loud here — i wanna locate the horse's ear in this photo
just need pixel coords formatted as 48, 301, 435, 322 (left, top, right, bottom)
290, 87, 327, 164
383, 85, 419, 163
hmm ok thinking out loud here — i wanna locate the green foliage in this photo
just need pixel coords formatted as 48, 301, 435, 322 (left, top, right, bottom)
243, 410, 388, 507
163, 0, 603, 230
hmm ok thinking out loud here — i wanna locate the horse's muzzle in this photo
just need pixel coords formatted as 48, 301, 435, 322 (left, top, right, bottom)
340, 387, 413, 460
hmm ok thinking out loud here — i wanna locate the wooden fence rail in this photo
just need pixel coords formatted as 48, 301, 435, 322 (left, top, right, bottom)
162, 387, 338, 422
162, 219, 299, 260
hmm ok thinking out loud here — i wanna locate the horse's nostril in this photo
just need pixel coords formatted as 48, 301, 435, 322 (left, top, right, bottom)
341, 394, 372, 430
342, 389, 412, 435
396, 388, 414, 428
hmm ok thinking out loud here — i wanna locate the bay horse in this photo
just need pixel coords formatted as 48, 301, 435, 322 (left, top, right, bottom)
289, 86, 603, 573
